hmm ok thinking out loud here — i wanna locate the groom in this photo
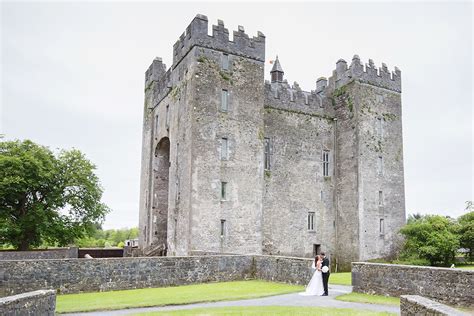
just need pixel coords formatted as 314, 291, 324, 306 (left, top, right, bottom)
321, 252, 330, 296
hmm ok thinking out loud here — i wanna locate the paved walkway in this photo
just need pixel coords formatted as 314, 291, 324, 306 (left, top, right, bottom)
65, 285, 400, 315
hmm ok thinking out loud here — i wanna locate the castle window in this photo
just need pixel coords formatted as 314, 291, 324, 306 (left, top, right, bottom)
377, 156, 383, 175
221, 89, 229, 112
220, 219, 226, 237
322, 150, 330, 177
379, 218, 384, 234
304, 94, 309, 105
377, 118, 383, 138
221, 138, 228, 160
378, 190, 383, 206
222, 53, 229, 70
155, 115, 159, 136
290, 90, 295, 102
221, 182, 227, 200
166, 105, 170, 130
308, 212, 315, 231
264, 137, 272, 170
320, 190, 323, 201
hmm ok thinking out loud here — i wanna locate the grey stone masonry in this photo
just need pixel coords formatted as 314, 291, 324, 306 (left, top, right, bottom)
352, 262, 474, 308
0, 247, 78, 260
172, 14, 265, 67
400, 295, 468, 316
139, 13, 405, 270
0, 255, 316, 296
0, 290, 56, 316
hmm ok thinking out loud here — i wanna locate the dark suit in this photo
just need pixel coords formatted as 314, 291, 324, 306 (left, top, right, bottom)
321, 257, 330, 295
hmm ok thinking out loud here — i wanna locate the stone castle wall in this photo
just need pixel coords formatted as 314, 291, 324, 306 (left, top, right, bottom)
0, 290, 56, 316
400, 295, 467, 316
0, 247, 78, 260
352, 262, 474, 307
0, 255, 314, 296
0, 255, 257, 296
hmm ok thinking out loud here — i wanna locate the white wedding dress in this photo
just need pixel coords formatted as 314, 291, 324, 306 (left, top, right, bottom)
299, 261, 325, 296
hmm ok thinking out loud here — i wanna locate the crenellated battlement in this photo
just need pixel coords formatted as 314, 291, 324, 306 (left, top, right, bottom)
327, 55, 401, 92
144, 57, 172, 108
172, 14, 265, 67
264, 80, 333, 117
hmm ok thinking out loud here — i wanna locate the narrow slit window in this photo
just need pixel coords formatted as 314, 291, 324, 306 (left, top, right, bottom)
379, 218, 384, 234
378, 156, 383, 175
377, 118, 383, 138
322, 150, 330, 177
166, 105, 170, 130
378, 190, 383, 206
308, 212, 315, 231
221, 182, 227, 200
221, 89, 228, 112
222, 53, 229, 70
264, 137, 272, 170
220, 219, 226, 237
221, 138, 228, 160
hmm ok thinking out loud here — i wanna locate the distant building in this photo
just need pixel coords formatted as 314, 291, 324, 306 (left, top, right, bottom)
138, 14, 406, 270
125, 239, 139, 248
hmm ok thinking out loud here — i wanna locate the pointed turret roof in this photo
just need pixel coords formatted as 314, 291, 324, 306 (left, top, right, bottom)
271, 56, 284, 73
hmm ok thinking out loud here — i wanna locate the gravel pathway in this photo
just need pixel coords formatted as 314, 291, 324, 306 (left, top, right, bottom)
64, 284, 400, 315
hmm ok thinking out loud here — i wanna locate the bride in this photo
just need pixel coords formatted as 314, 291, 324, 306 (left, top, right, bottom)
299, 255, 325, 296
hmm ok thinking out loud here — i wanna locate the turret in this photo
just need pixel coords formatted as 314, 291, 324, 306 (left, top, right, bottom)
270, 56, 284, 83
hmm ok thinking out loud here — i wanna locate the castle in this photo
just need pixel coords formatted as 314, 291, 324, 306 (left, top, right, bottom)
138, 14, 406, 270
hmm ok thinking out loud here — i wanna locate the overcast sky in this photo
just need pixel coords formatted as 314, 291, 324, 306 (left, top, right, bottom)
1, 1, 472, 229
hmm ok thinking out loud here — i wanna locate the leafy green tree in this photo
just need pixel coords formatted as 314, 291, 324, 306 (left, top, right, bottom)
400, 215, 460, 266
0, 140, 110, 250
458, 202, 474, 262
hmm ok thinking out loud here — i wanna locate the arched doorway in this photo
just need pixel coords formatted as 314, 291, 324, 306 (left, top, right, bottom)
151, 137, 170, 255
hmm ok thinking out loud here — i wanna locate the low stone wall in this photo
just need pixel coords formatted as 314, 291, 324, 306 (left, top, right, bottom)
400, 295, 467, 316
0, 290, 56, 316
0, 255, 255, 296
352, 262, 474, 307
254, 255, 313, 285
0, 247, 78, 260
78, 248, 124, 258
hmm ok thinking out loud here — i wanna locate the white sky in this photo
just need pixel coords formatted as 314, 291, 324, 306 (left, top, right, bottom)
1, 1, 472, 229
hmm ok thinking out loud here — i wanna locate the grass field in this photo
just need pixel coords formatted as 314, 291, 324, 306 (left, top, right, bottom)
335, 292, 400, 306
330, 272, 351, 285
134, 306, 397, 316
457, 264, 474, 270
56, 280, 304, 313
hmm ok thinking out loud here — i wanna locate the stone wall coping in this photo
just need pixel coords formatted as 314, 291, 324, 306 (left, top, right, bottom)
0, 289, 55, 305
1, 253, 254, 263
0, 247, 75, 252
401, 295, 468, 316
253, 255, 313, 261
353, 262, 474, 273
2, 254, 315, 263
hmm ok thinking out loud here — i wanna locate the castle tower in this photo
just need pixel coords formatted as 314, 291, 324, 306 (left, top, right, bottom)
329, 55, 405, 270
139, 14, 266, 256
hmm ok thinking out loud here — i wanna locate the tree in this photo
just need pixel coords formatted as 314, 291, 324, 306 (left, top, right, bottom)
458, 201, 474, 262
400, 215, 459, 266
0, 140, 110, 250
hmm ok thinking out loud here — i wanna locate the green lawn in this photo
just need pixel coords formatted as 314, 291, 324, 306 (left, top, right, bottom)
134, 306, 397, 316
56, 280, 304, 313
336, 292, 400, 306
457, 265, 474, 270
330, 272, 351, 285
